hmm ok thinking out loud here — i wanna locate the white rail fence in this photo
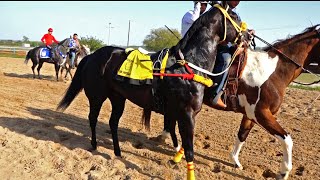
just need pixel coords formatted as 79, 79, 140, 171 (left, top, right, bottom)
0, 46, 33, 55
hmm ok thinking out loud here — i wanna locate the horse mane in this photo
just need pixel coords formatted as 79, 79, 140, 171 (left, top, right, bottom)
263, 24, 320, 51
58, 38, 69, 45
175, 7, 220, 52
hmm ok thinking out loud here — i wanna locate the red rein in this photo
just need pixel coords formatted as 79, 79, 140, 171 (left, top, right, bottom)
153, 63, 195, 80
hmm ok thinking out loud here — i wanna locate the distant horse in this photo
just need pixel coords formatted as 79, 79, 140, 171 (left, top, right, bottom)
57, 4, 243, 180
60, 44, 91, 79
24, 38, 74, 81
144, 24, 320, 180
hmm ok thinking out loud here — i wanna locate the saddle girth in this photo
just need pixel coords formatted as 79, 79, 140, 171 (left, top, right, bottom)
223, 48, 247, 112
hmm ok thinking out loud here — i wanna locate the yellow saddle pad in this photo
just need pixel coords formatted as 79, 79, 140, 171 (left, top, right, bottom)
117, 49, 153, 84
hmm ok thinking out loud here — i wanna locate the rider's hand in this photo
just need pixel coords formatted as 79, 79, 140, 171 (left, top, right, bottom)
248, 29, 255, 35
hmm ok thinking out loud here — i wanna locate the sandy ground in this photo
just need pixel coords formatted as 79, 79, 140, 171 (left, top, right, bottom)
0, 57, 319, 180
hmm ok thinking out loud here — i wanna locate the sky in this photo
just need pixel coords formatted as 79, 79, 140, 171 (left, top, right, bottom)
1, 1, 320, 47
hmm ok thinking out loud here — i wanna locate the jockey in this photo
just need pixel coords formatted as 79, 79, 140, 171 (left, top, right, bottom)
210, 1, 255, 108
69, 33, 80, 69
41, 28, 59, 60
181, 1, 209, 38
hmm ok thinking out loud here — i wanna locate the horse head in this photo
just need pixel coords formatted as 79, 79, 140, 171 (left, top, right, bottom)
173, 5, 242, 73
81, 44, 91, 55
53, 38, 74, 66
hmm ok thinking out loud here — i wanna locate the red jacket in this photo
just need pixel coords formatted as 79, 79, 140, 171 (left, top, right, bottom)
41, 34, 59, 45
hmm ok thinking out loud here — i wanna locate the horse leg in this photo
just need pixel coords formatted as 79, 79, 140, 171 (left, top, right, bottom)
54, 64, 60, 81
166, 115, 180, 152
174, 109, 196, 180
230, 115, 255, 169
108, 93, 126, 157
68, 67, 73, 79
88, 98, 105, 151
60, 66, 64, 79
37, 62, 44, 79
257, 109, 293, 180
31, 62, 37, 79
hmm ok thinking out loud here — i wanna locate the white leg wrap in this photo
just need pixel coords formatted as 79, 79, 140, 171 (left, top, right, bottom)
230, 137, 244, 169
175, 144, 181, 152
275, 135, 293, 179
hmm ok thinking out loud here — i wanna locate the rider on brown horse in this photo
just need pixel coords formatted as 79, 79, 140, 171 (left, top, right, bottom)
210, 1, 255, 108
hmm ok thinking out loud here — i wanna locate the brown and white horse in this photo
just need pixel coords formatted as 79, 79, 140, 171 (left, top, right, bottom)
145, 24, 320, 180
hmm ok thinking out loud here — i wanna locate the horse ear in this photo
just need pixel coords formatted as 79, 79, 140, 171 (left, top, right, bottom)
178, 49, 185, 60
221, 1, 228, 9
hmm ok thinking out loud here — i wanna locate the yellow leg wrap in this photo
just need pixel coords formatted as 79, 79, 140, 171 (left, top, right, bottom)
173, 147, 184, 163
187, 162, 195, 180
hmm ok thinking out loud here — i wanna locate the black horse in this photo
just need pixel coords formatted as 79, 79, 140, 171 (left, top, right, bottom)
57, 4, 242, 180
24, 38, 74, 81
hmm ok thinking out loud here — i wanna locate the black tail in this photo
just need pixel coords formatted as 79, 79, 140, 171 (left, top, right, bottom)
24, 50, 31, 64
56, 55, 89, 112
141, 108, 151, 131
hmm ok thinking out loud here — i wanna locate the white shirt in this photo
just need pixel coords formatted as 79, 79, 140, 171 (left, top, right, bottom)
181, 2, 201, 38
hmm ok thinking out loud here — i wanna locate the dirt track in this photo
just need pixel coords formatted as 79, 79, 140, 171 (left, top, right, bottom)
0, 57, 319, 180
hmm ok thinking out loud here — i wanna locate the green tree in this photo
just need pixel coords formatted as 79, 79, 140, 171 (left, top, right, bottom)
22, 36, 30, 43
142, 27, 181, 52
79, 36, 105, 52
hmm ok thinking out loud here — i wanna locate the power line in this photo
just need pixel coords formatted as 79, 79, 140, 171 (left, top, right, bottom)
107, 22, 114, 45
255, 25, 305, 31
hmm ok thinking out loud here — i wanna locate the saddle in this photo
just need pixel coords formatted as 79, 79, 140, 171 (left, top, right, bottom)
115, 47, 169, 85
116, 47, 169, 113
39, 48, 51, 59
222, 46, 248, 112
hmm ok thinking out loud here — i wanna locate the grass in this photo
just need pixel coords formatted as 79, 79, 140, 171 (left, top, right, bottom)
289, 85, 320, 91
295, 73, 320, 82
291, 73, 320, 91
0, 53, 25, 59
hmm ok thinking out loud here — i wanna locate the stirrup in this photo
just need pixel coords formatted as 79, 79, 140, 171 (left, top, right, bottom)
212, 91, 226, 108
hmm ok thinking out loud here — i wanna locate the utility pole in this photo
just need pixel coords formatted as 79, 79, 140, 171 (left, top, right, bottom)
107, 22, 114, 45
127, 20, 131, 47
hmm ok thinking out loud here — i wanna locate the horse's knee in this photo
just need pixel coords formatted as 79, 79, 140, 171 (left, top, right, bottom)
237, 129, 250, 142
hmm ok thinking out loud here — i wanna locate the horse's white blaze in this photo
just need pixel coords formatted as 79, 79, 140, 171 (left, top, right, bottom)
275, 135, 293, 174
242, 49, 279, 88
230, 137, 245, 168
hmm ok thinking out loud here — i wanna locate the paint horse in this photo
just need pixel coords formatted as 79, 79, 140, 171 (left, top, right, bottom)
24, 38, 74, 81
57, 4, 244, 180
146, 24, 320, 180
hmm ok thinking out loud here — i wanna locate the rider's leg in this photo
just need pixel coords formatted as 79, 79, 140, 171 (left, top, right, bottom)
46, 45, 55, 60
211, 51, 232, 108
70, 51, 76, 68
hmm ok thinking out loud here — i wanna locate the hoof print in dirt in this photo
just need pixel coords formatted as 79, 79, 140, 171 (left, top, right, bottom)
295, 166, 305, 176
262, 169, 276, 179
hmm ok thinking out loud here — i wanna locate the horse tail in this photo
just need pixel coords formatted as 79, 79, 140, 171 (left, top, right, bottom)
141, 108, 151, 131
56, 55, 89, 112
24, 50, 31, 64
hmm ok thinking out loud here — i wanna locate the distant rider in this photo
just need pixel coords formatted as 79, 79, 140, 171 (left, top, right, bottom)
69, 33, 80, 69
41, 28, 59, 61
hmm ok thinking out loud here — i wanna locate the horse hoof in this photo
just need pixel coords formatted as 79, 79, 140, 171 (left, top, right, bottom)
234, 164, 243, 170
88, 147, 96, 152
276, 173, 289, 180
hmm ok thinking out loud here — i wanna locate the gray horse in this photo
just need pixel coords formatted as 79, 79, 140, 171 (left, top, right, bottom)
60, 44, 90, 80
24, 38, 74, 81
